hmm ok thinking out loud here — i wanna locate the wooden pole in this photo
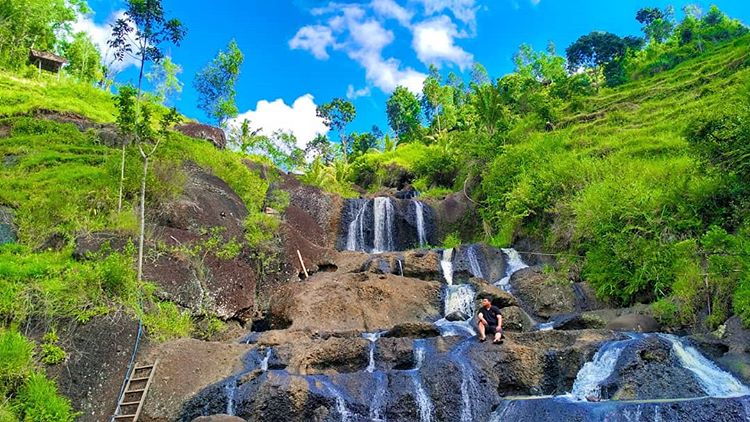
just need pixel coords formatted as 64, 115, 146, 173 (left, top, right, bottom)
297, 250, 309, 279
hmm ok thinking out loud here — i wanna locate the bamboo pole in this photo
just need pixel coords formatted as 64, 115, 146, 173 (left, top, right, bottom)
297, 250, 309, 279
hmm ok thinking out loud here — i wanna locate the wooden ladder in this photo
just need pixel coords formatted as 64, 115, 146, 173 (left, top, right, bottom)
112, 359, 158, 422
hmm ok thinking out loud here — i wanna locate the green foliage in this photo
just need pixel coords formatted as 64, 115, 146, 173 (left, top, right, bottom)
244, 212, 279, 249
40, 330, 65, 366
194, 40, 243, 126
386, 86, 422, 141
300, 158, 358, 198
651, 297, 679, 326
146, 56, 183, 105
734, 278, 750, 328
0, 330, 34, 396
0, 0, 87, 69
141, 301, 192, 342
60, 32, 103, 84
14, 372, 76, 422
442, 232, 461, 249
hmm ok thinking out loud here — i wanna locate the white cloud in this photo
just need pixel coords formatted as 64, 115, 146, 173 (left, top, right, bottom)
414, 0, 479, 27
371, 0, 413, 26
71, 10, 138, 72
230, 95, 329, 150
289, 25, 336, 59
346, 84, 371, 99
412, 16, 473, 69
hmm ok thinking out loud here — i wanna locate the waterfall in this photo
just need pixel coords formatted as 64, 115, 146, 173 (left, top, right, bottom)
466, 245, 484, 279
441, 248, 454, 285
570, 336, 639, 400
346, 200, 368, 251
260, 348, 272, 372
435, 318, 477, 337
363, 332, 384, 373
410, 340, 433, 422
225, 379, 236, 416
495, 248, 529, 290
373, 197, 395, 253
444, 284, 476, 317
370, 371, 388, 421
659, 334, 750, 397
415, 201, 426, 246
397, 259, 404, 277
321, 378, 352, 422
456, 358, 479, 422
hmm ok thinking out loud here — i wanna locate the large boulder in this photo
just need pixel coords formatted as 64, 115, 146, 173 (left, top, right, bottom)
510, 266, 576, 319
383, 322, 440, 339
47, 310, 140, 422
451, 244, 507, 283
468, 277, 517, 308
139, 339, 251, 422
175, 122, 227, 149
690, 316, 750, 385
267, 272, 442, 332
428, 192, 482, 242
500, 306, 535, 332
605, 314, 660, 333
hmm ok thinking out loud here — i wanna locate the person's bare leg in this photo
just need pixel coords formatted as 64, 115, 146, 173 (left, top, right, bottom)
493, 316, 504, 342
478, 321, 486, 340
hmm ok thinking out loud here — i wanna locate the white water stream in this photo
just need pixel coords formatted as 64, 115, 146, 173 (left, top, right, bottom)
415, 201, 426, 246
495, 248, 528, 290
373, 197, 395, 253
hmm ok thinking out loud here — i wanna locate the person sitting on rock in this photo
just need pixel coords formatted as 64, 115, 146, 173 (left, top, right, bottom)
477, 297, 504, 344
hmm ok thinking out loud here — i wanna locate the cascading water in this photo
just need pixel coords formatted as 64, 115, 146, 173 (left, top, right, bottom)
451, 343, 480, 422
660, 334, 750, 397
570, 336, 640, 400
363, 332, 384, 373
370, 371, 388, 421
415, 201, 426, 246
260, 348, 272, 372
441, 248, 454, 285
465, 245, 484, 279
410, 340, 433, 422
346, 199, 369, 252
495, 248, 529, 290
225, 379, 236, 416
320, 378, 353, 422
373, 197, 395, 253
444, 284, 476, 317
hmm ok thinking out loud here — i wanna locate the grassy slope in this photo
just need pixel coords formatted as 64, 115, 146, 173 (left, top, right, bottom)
480, 35, 750, 321
0, 72, 271, 420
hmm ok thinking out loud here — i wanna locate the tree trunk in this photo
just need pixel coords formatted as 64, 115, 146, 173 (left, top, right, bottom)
137, 153, 148, 283
118, 141, 126, 213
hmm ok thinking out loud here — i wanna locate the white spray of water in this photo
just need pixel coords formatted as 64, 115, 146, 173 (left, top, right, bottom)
441, 248, 454, 285
373, 197, 395, 253
415, 201, 426, 246
495, 248, 528, 291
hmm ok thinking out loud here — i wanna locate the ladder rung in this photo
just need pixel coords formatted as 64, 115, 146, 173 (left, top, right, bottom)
129, 376, 150, 382
133, 365, 153, 370
125, 388, 145, 394
114, 415, 136, 419
119, 401, 140, 406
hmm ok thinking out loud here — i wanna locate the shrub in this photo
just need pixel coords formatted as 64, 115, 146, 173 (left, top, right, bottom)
15, 373, 76, 422
142, 301, 193, 342
40, 331, 65, 366
0, 330, 34, 396
652, 297, 679, 326
733, 278, 750, 328
442, 232, 461, 249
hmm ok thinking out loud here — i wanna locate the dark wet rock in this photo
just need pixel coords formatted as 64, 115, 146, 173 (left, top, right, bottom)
501, 306, 535, 332
47, 310, 140, 422
582, 304, 653, 326
600, 335, 704, 400
445, 311, 470, 322
606, 314, 660, 333
383, 322, 440, 339
336, 197, 436, 252
175, 122, 227, 149
549, 313, 606, 331
510, 266, 576, 319
73, 231, 132, 259
468, 278, 518, 308
512, 236, 556, 267
274, 337, 369, 374
36, 232, 67, 251
381, 163, 414, 190
0, 206, 17, 244
689, 316, 750, 385
450, 244, 507, 284
572, 282, 605, 312
428, 192, 482, 242
489, 395, 750, 422
191, 415, 245, 422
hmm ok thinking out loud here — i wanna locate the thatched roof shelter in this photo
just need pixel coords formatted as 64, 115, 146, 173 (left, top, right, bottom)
29, 50, 68, 74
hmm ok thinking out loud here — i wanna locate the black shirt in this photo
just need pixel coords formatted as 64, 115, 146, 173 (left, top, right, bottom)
479, 305, 502, 327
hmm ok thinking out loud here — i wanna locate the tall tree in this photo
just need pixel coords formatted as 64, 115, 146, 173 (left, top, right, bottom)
386, 86, 422, 141
305, 134, 336, 164
317, 98, 356, 159
108, 0, 186, 97
108, 0, 185, 213
61, 32, 103, 83
636, 6, 674, 43
194, 39, 244, 127
566, 32, 641, 86
146, 55, 183, 105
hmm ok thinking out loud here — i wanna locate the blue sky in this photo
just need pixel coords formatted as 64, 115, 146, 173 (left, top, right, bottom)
76, 0, 750, 148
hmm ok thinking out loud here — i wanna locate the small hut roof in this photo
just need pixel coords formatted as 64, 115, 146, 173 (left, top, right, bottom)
29, 50, 68, 65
